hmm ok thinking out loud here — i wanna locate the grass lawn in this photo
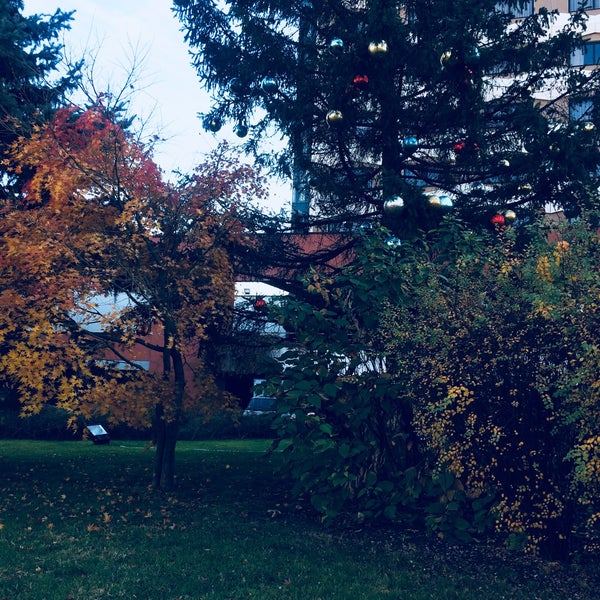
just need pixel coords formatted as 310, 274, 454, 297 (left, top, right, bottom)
0, 440, 598, 599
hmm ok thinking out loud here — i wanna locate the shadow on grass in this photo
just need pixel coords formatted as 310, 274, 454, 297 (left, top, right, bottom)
0, 440, 598, 600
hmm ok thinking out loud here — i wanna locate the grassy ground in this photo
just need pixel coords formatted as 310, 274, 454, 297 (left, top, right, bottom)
0, 440, 598, 600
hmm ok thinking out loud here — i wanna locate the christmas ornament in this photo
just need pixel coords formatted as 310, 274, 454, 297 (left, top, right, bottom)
260, 76, 278, 94
402, 136, 419, 154
326, 110, 344, 125
253, 297, 267, 312
461, 66, 475, 87
329, 37, 344, 54
440, 50, 455, 68
353, 74, 369, 89
465, 45, 480, 63
228, 77, 246, 95
504, 209, 517, 222
202, 116, 222, 133
582, 121, 596, 132
490, 214, 506, 227
233, 123, 248, 137
368, 40, 388, 55
383, 196, 404, 212
453, 141, 479, 156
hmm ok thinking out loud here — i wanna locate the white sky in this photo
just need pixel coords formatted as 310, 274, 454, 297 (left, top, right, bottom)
23, 0, 290, 213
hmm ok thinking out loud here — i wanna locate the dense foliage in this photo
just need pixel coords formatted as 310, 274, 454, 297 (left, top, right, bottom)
269, 215, 600, 558
0, 0, 80, 199
0, 102, 265, 489
174, 0, 600, 232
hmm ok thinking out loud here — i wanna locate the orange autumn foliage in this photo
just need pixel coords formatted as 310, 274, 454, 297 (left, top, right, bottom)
0, 104, 265, 486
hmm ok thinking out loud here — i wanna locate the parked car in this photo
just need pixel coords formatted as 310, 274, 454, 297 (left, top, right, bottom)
242, 395, 276, 416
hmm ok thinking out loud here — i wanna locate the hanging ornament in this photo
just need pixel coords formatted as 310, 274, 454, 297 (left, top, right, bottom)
253, 297, 267, 312
440, 50, 455, 68
462, 66, 475, 87
326, 110, 344, 125
228, 77, 246, 95
383, 196, 404, 213
453, 141, 466, 153
202, 115, 222, 133
490, 214, 506, 228
402, 136, 419, 154
329, 37, 344, 54
233, 123, 248, 138
465, 45, 480, 63
260, 76, 278, 94
504, 210, 517, 222
368, 40, 388, 55
352, 74, 369, 89
453, 141, 479, 157
581, 121, 596, 132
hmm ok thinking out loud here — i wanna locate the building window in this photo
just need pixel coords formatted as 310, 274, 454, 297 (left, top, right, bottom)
570, 0, 600, 11
496, 1, 534, 18
570, 98, 594, 121
571, 42, 600, 66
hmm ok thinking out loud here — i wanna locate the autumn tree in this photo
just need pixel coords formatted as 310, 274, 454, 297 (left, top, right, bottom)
0, 0, 80, 199
0, 103, 265, 490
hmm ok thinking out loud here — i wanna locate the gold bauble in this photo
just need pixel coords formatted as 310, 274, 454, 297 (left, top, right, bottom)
368, 40, 388, 55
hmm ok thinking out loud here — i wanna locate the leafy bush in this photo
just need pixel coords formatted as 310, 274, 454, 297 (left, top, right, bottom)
382, 215, 600, 557
0, 405, 77, 440
269, 214, 600, 558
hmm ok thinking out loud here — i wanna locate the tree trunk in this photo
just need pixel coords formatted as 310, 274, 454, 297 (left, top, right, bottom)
152, 332, 186, 491
153, 413, 179, 491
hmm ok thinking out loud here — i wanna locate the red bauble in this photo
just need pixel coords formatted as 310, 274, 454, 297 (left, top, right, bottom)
353, 74, 369, 89
490, 214, 506, 227
253, 298, 267, 312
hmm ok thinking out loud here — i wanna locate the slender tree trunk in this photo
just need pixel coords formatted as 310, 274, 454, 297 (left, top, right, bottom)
153, 330, 186, 491
153, 414, 179, 491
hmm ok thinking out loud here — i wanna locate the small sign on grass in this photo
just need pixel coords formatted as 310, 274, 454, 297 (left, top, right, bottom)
86, 424, 110, 445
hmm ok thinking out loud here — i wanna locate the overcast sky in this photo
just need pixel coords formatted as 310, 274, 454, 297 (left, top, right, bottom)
23, 0, 290, 212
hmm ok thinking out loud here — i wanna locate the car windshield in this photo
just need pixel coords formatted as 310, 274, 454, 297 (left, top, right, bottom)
246, 396, 275, 411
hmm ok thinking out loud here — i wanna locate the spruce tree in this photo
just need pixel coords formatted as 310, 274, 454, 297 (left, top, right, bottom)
0, 0, 80, 198
174, 0, 600, 235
